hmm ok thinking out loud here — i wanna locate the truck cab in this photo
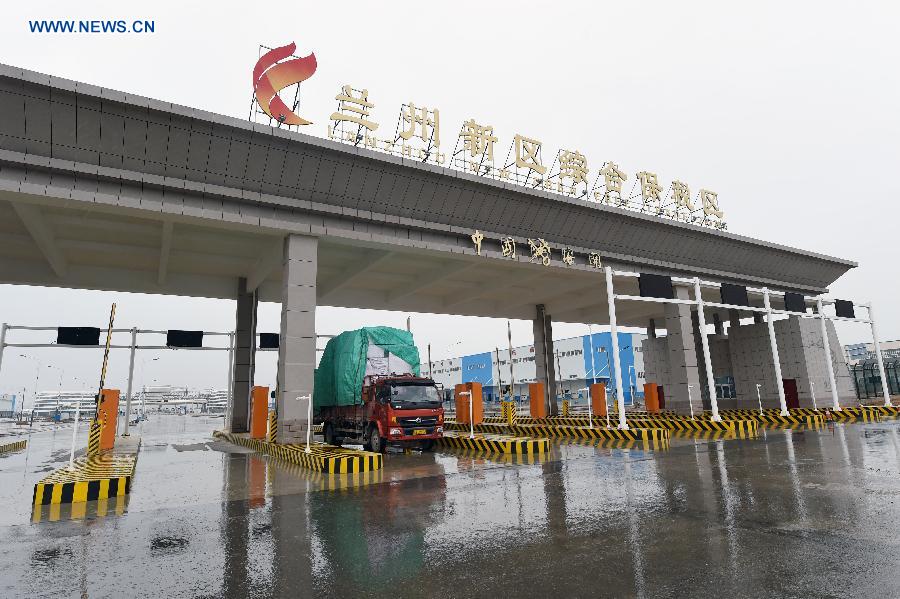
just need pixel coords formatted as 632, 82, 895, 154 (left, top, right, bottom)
321, 374, 444, 452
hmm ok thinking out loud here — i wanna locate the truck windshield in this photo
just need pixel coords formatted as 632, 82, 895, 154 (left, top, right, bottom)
390, 384, 441, 408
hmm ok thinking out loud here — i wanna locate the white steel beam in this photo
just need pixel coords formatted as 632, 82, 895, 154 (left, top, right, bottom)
317, 250, 393, 300
246, 239, 284, 293
11, 202, 67, 277
387, 262, 475, 302
158, 221, 174, 285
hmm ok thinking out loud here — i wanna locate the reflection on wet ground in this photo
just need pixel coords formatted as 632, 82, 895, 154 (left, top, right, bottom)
1, 415, 899, 598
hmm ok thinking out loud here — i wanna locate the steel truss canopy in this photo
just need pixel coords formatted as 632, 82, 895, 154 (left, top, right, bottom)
0, 64, 856, 327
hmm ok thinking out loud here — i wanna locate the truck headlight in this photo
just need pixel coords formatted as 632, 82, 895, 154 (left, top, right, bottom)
436, 426, 443, 433
389, 428, 401, 436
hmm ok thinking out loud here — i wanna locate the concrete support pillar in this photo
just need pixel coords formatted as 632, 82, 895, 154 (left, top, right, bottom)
533, 304, 558, 416
713, 313, 724, 336
664, 285, 703, 414
728, 309, 741, 331
647, 319, 656, 339
229, 277, 257, 433
277, 235, 318, 444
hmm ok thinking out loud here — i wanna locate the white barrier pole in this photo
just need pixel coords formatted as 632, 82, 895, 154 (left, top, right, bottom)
604, 266, 628, 430
687, 385, 695, 420
868, 303, 893, 407
303, 394, 313, 452
0, 323, 7, 378
694, 278, 721, 422
756, 384, 763, 415
810, 382, 818, 411
763, 288, 789, 416
122, 328, 137, 436
816, 299, 841, 411
68, 397, 82, 469
587, 324, 596, 425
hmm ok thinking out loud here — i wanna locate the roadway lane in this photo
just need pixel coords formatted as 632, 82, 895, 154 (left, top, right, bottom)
1, 415, 899, 598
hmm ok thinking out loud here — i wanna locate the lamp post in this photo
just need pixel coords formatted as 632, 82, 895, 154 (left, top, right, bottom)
19, 354, 42, 414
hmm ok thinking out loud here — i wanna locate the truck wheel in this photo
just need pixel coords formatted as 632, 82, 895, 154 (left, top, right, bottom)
324, 423, 336, 446
362, 426, 374, 451
369, 429, 386, 453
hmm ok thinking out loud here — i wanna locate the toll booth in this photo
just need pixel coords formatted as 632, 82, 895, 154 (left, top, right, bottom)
528, 382, 547, 419
454, 382, 483, 425
644, 383, 660, 413
590, 382, 607, 416
250, 386, 269, 439
97, 389, 120, 450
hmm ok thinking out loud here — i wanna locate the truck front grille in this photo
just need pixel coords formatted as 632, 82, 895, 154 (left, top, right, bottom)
397, 416, 438, 427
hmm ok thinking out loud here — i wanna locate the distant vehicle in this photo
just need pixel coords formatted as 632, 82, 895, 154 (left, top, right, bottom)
315, 327, 444, 452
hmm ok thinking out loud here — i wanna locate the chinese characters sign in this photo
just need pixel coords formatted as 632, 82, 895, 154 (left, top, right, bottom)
251, 42, 726, 230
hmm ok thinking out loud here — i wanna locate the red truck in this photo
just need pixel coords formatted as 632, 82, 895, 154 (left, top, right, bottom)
320, 374, 444, 452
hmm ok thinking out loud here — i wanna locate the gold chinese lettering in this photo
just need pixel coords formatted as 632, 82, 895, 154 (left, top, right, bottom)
638, 171, 663, 204
561, 248, 575, 266
515, 134, 546, 175
701, 189, 723, 219
528, 238, 551, 266
400, 102, 440, 147
672, 180, 693, 210
588, 253, 602, 269
599, 162, 627, 196
471, 230, 485, 255
559, 150, 588, 186
330, 85, 378, 131
501, 236, 516, 259
461, 119, 497, 161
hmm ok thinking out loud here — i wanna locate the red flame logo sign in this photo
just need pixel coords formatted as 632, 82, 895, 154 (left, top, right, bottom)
252, 42, 317, 126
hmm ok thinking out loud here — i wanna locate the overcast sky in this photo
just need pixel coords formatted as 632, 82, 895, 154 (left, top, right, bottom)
0, 1, 897, 405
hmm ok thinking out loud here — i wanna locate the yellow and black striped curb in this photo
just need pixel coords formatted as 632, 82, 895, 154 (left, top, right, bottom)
0, 439, 27, 454
267, 411, 277, 443
624, 418, 759, 438
32, 494, 127, 523
268, 459, 385, 490
480, 415, 757, 439
437, 431, 550, 455
696, 409, 826, 428
774, 407, 883, 422
858, 404, 900, 417
213, 430, 382, 473
33, 454, 136, 506
87, 418, 103, 456
445, 420, 670, 447
500, 401, 518, 425
565, 436, 671, 451
446, 447, 553, 465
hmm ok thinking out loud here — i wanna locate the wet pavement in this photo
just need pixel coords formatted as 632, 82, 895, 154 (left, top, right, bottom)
1, 415, 899, 598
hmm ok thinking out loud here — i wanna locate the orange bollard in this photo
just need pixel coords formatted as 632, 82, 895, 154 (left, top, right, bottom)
454, 383, 483, 425
644, 383, 659, 413
529, 382, 547, 419
97, 389, 120, 450
250, 386, 270, 439
590, 382, 607, 417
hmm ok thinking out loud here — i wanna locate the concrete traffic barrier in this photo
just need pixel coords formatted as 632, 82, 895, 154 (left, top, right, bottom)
213, 430, 383, 473
437, 430, 550, 454
33, 453, 137, 506
0, 439, 26, 454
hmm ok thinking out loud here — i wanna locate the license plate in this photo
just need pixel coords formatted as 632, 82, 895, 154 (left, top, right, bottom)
412, 429, 426, 435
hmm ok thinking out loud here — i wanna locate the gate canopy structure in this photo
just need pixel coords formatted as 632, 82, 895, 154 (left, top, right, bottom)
0, 64, 864, 441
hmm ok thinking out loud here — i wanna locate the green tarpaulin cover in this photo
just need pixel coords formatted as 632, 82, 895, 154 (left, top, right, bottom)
313, 326, 421, 409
